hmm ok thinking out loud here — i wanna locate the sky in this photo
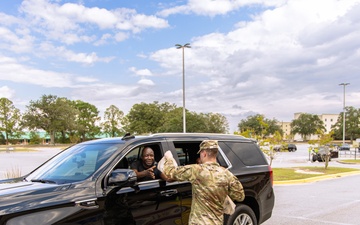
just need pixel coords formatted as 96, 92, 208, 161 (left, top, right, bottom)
0, 0, 360, 133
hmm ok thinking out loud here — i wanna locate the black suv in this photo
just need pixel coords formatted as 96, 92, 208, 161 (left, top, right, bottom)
0, 133, 274, 225
274, 143, 297, 152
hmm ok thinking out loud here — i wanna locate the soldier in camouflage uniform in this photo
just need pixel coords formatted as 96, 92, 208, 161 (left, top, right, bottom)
163, 140, 244, 225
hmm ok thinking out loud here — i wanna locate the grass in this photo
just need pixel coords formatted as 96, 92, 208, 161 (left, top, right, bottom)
0, 145, 68, 152
273, 167, 360, 181
0, 147, 38, 152
4, 166, 22, 179
338, 159, 360, 164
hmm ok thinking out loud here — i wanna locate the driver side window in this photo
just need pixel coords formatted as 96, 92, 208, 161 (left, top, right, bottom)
114, 143, 165, 182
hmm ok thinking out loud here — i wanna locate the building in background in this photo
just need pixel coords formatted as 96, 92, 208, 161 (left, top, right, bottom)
280, 113, 339, 141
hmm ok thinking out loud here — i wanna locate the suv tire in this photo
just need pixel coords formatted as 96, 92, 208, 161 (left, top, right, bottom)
225, 204, 257, 225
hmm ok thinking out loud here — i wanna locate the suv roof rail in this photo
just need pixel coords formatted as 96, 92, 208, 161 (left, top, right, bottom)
121, 132, 135, 140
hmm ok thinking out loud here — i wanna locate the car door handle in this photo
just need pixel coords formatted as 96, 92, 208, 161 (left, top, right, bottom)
160, 189, 178, 197
75, 198, 99, 209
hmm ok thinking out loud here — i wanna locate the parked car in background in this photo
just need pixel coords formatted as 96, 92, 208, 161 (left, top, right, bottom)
311, 146, 337, 162
0, 133, 275, 225
274, 143, 297, 152
338, 143, 350, 151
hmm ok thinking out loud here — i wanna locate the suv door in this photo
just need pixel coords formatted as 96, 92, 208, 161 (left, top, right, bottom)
163, 139, 226, 224
100, 141, 184, 225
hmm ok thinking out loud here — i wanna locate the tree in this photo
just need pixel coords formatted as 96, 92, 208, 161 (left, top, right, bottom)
22, 95, 77, 145
237, 114, 282, 138
201, 112, 229, 133
73, 100, 101, 141
55, 98, 79, 143
102, 105, 125, 137
125, 101, 168, 134
332, 106, 360, 141
290, 113, 325, 141
0, 98, 23, 144
125, 101, 229, 134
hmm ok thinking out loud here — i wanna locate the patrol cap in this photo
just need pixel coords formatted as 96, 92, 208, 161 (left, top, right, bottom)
197, 140, 219, 154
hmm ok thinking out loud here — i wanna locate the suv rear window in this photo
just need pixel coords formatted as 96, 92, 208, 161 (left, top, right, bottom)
173, 141, 228, 167
224, 142, 268, 166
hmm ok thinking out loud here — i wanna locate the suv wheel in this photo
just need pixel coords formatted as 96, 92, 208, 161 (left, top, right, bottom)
226, 204, 257, 225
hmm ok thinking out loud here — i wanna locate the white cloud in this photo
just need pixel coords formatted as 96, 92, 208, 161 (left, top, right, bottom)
0, 86, 15, 99
114, 32, 129, 42
38, 42, 114, 65
157, 0, 287, 17
138, 78, 155, 86
75, 76, 99, 83
1, 0, 360, 133
129, 67, 153, 76
0, 55, 73, 87
19, 0, 169, 44
0, 26, 34, 53
151, 0, 360, 129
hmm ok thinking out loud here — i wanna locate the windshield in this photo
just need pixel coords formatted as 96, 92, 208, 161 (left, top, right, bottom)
26, 142, 124, 184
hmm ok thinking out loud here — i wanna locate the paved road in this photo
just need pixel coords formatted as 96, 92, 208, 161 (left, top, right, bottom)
1, 143, 360, 225
270, 143, 360, 170
263, 143, 360, 225
0, 147, 62, 179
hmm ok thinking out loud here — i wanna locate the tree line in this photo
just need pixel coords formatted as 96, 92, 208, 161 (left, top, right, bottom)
237, 107, 360, 141
0, 95, 229, 145
2, 94, 357, 145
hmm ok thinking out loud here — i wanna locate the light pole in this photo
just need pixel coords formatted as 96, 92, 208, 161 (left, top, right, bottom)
339, 83, 350, 145
175, 43, 191, 133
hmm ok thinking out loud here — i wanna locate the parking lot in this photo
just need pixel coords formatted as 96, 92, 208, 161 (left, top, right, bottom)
270, 143, 360, 170
0, 147, 61, 179
1, 143, 360, 225
1, 143, 360, 179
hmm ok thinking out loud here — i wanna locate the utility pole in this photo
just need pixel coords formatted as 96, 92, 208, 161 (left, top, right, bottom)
175, 43, 191, 133
339, 83, 350, 144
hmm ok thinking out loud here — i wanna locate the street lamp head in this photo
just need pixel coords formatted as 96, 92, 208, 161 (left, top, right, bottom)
175, 43, 191, 49
339, 83, 350, 86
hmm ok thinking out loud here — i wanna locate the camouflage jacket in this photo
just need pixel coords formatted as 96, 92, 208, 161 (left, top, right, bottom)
163, 160, 244, 225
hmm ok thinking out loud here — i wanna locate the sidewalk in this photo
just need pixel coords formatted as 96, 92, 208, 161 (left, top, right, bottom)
274, 170, 360, 185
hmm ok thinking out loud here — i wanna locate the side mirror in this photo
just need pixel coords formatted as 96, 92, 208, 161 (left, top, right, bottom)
108, 169, 137, 187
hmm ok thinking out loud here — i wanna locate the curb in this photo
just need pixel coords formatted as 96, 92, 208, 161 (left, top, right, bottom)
274, 170, 360, 185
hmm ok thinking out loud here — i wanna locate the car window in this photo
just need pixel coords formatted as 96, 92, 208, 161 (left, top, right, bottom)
121, 143, 165, 182
172, 141, 228, 167
224, 142, 268, 166
26, 143, 123, 184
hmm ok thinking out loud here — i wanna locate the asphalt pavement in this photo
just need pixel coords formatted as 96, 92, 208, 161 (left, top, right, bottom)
270, 143, 360, 184
1, 143, 360, 180
0, 147, 62, 179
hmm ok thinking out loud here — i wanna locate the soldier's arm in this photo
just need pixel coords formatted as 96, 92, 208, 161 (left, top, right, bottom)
163, 160, 195, 182
228, 173, 245, 202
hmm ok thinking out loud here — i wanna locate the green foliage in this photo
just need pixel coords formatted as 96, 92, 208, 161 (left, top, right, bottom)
332, 106, 360, 141
0, 132, 5, 145
125, 101, 229, 134
203, 112, 229, 133
102, 105, 125, 137
73, 100, 101, 141
29, 131, 43, 145
69, 134, 81, 144
0, 98, 23, 144
22, 95, 78, 145
273, 167, 358, 181
237, 114, 282, 138
290, 113, 325, 140
125, 101, 169, 134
